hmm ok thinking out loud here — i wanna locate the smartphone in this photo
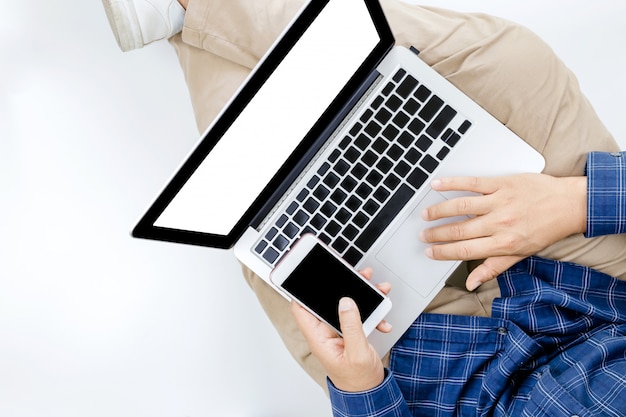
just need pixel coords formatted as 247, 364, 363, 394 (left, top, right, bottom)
270, 234, 392, 337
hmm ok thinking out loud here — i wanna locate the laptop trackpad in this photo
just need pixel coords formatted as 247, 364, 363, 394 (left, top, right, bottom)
376, 190, 467, 298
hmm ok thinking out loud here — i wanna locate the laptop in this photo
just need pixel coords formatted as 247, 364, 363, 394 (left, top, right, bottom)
132, 0, 545, 355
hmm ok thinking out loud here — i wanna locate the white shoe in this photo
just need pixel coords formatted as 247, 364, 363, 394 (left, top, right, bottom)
102, 0, 185, 52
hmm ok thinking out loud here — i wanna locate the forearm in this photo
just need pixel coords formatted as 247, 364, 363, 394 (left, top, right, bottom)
328, 369, 413, 417
585, 151, 626, 237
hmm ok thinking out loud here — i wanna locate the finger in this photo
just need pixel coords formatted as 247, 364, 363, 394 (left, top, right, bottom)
290, 301, 335, 343
466, 256, 524, 291
420, 216, 494, 244
422, 194, 493, 221
358, 267, 373, 280
425, 236, 505, 261
338, 297, 370, 354
376, 320, 393, 333
430, 176, 500, 195
374, 281, 391, 296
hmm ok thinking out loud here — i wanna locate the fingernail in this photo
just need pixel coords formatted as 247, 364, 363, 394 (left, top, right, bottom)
424, 247, 433, 259
421, 209, 429, 221
431, 179, 442, 189
339, 297, 356, 312
418, 230, 426, 242
467, 280, 481, 291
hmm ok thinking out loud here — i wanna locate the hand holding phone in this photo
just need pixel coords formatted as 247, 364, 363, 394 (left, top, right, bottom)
270, 234, 392, 337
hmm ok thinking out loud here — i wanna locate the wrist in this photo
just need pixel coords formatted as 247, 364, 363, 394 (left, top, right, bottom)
560, 176, 587, 235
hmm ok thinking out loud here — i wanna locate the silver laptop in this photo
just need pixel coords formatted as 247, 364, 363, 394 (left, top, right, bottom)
132, 0, 545, 355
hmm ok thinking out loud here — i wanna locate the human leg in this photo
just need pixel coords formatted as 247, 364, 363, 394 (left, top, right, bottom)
102, 0, 187, 51
170, 0, 626, 391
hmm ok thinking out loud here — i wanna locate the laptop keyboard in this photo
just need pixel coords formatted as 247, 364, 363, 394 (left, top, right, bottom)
254, 68, 472, 267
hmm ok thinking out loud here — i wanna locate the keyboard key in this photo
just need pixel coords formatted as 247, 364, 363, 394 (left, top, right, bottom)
317, 162, 331, 176
420, 154, 439, 173
360, 109, 374, 123
306, 175, 320, 189
405, 148, 422, 164
334, 159, 350, 176
351, 162, 368, 179
341, 176, 358, 193
445, 132, 461, 147
381, 82, 395, 96
332, 237, 349, 253
326, 220, 341, 237
336, 208, 351, 223
394, 160, 411, 177
274, 234, 289, 251
362, 150, 378, 166
354, 134, 371, 151
383, 173, 401, 190
330, 189, 348, 205
392, 111, 410, 129
414, 85, 431, 102
313, 184, 330, 201
355, 184, 415, 252
323, 172, 340, 188
286, 201, 298, 215
375, 108, 392, 125
397, 75, 418, 98
398, 131, 414, 148
265, 227, 278, 240
254, 240, 268, 254
373, 186, 391, 203
296, 188, 309, 202
371, 96, 384, 110
262, 247, 280, 264
366, 171, 383, 187
276, 214, 288, 228
320, 201, 338, 217
339, 136, 351, 149
356, 183, 373, 199
284, 222, 299, 239
364, 120, 382, 138
372, 138, 389, 154
382, 125, 400, 142
376, 157, 393, 173
385, 95, 402, 112
345, 195, 362, 212
349, 122, 363, 137
407, 119, 426, 136
426, 105, 457, 139
403, 98, 421, 115
353, 212, 369, 228
407, 167, 429, 189
416, 135, 433, 152
387, 144, 404, 160
437, 146, 450, 160
392, 69, 407, 83
293, 210, 310, 226
319, 233, 332, 245
363, 199, 380, 215
344, 146, 361, 163
310, 214, 327, 230
458, 120, 472, 134
419, 95, 443, 122
343, 247, 363, 266
342, 224, 359, 241
303, 197, 320, 214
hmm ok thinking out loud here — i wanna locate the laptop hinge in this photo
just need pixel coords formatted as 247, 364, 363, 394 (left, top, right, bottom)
250, 69, 383, 230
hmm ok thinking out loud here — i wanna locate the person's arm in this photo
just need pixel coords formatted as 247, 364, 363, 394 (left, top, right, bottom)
585, 151, 626, 237
290, 270, 413, 417
420, 151, 626, 290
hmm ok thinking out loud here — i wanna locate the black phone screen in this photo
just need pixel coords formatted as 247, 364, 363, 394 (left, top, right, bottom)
281, 243, 384, 331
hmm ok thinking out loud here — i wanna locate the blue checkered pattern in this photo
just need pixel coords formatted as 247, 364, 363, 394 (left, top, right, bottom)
586, 151, 626, 237
328, 257, 626, 417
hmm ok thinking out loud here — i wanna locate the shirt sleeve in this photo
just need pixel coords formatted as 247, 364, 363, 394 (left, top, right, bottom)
327, 369, 413, 417
584, 151, 626, 237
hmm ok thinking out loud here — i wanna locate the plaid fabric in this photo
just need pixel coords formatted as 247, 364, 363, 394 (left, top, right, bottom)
586, 151, 626, 237
328, 257, 626, 417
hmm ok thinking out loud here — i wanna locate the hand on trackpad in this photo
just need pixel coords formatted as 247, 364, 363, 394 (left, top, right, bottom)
376, 190, 467, 298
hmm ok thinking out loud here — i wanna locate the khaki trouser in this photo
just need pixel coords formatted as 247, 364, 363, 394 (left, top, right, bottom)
168, 0, 626, 390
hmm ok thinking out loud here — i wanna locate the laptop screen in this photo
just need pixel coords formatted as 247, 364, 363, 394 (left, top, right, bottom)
133, 0, 394, 248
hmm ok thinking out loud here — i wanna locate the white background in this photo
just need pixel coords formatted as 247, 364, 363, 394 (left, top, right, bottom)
1, 1, 625, 417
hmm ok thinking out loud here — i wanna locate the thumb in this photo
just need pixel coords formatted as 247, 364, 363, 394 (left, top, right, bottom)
466, 256, 523, 291
338, 297, 369, 352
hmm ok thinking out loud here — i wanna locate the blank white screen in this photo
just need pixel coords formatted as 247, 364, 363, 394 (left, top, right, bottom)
155, 0, 379, 235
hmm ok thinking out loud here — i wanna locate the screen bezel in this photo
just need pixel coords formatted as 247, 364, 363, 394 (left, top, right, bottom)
132, 0, 395, 249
